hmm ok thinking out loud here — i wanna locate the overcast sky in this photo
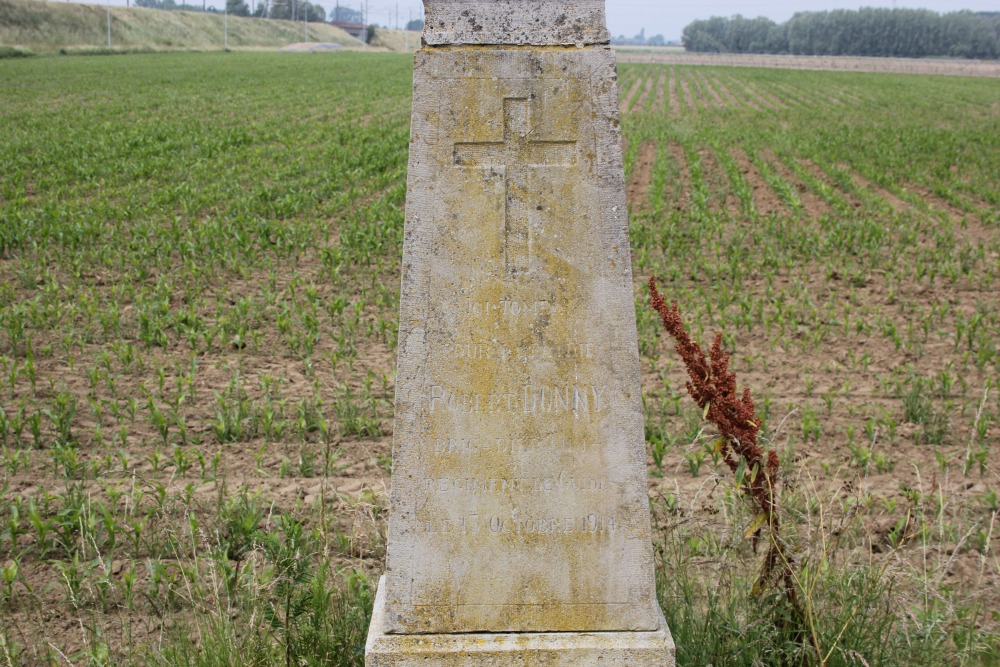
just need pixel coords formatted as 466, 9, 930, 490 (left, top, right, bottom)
81, 0, 998, 40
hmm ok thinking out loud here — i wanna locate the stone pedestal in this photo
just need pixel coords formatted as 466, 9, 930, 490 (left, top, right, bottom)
365, 1, 674, 664
366, 577, 675, 666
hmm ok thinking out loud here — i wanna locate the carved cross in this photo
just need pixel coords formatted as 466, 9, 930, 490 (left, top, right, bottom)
454, 97, 577, 275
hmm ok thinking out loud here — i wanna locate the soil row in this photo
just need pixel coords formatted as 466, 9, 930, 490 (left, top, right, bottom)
625, 141, 986, 231
622, 68, 813, 115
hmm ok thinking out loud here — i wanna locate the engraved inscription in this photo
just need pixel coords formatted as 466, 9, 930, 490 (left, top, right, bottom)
488, 513, 616, 535
430, 437, 604, 454
416, 512, 617, 536
466, 298, 551, 317
446, 340, 593, 363
427, 384, 606, 415
454, 97, 577, 275
423, 475, 610, 495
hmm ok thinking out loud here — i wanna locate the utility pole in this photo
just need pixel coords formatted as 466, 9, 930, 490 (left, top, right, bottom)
106, 0, 111, 49
224, 3, 228, 50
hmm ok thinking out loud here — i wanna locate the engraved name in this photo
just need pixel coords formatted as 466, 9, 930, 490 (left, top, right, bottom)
423, 475, 609, 495
466, 298, 551, 317
428, 384, 606, 415
417, 512, 617, 536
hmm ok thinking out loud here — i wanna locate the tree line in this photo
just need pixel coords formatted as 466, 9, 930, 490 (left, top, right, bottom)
682, 9, 1000, 60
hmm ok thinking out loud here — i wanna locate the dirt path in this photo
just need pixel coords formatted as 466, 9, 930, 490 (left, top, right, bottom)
616, 51, 1000, 78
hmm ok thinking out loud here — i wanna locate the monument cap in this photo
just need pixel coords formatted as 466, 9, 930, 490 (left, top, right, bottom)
422, 0, 611, 46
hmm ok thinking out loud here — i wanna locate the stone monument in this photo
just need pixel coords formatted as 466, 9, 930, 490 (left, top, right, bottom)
365, 1, 675, 663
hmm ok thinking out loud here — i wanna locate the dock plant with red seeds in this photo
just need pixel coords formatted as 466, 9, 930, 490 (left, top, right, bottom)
648, 276, 813, 651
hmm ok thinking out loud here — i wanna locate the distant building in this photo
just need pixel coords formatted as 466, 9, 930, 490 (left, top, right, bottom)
331, 21, 366, 41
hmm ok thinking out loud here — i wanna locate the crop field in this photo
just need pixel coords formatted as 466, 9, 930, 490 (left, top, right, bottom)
0, 52, 998, 665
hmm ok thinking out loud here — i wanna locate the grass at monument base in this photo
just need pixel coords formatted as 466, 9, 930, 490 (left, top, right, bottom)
0, 51, 997, 665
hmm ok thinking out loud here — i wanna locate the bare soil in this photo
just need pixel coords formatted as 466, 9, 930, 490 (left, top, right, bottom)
717, 73, 760, 111
652, 70, 666, 112
849, 171, 915, 214
667, 142, 691, 212
761, 150, 831, 219
635, 75, 655, 111
667, 68, 680, 115
678, 75, 694, 113
731, 148, 790, 217
798, 158, 864, 209
700, 147, 742, 217
704, 73, 742, 111
741, 81, 782, 110
627, 142, 657, 212
767, 81, 809, 109
692, 69, 724, 109
619, 76, 644, 114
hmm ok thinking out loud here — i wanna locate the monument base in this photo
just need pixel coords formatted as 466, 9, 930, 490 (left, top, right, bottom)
365, 577, 676, 666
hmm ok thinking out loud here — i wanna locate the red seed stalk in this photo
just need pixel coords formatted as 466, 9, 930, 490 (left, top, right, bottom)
649, 276, 818, 658
648, 276, 779, 530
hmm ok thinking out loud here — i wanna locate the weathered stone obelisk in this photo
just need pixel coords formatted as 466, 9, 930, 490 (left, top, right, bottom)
365, 1, 675, 663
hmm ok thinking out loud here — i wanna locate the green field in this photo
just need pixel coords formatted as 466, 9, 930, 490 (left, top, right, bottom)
0, 52, 998, 665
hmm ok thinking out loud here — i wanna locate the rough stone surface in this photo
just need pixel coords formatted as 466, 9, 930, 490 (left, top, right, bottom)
423, 0, 609, 46
367, 577, 676, 666
369, 2, 671, 661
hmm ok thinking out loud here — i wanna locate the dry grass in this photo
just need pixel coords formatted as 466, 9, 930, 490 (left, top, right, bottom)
367, 28, 418, 53
0, 0, 362, 52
